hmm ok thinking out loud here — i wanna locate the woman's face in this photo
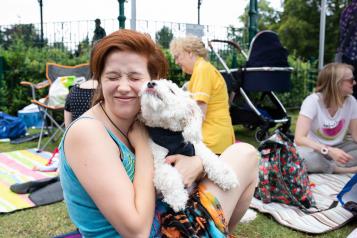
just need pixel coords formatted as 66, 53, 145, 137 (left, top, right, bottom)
101, 50, 151, 119
172, 49, 195, 74
339, 67, 356, 96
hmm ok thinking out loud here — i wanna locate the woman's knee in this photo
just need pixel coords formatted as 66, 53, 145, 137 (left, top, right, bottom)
222, 142, 259, 174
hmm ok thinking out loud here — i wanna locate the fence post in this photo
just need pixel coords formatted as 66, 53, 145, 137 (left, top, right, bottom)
118, 0, 126, 29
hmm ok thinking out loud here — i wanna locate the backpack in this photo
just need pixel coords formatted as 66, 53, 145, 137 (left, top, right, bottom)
0, 112, 27, 139
254, 130, 316, 210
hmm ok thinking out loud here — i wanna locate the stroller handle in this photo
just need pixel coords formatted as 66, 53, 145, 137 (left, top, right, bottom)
208, 39, 248, 59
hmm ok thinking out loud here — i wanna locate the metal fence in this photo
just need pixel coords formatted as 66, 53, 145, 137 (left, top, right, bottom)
0, 18, 318, 108
0, 18, 247, 52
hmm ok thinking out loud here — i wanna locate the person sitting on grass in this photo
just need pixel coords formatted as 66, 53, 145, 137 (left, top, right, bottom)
59, 29, 258, 237
295, 63, 357, 173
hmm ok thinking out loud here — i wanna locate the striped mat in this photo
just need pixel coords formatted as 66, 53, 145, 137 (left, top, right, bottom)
0, 149, 57, 213
250, 173, 355, 234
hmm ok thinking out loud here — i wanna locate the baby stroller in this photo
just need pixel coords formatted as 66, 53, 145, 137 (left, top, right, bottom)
208, 30, 293, 141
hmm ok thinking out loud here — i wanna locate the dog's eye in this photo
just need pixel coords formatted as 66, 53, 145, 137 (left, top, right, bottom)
169, 89, 175, 95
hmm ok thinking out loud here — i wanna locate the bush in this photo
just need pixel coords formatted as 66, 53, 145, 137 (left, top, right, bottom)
276, 55, 318, 109
0, 38, 90, 115
0, 39, 318, 115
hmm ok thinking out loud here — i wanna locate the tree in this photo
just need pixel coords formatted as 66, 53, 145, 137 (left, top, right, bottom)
277, 0, 347, 61
155, 26, 173, 49
239, 0, 281, 33
0, 24, 45, 49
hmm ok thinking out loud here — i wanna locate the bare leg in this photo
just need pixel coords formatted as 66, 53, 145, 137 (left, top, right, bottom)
201, 142, 259, 233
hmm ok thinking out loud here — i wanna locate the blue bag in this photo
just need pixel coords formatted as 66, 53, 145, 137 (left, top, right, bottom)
338, 173, 357, 206
0, 112, 27, 139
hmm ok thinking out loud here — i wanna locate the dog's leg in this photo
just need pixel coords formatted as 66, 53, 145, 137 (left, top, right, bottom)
195, 142, 239, 190
150, 141, 188, 212
182, 102, 203, 144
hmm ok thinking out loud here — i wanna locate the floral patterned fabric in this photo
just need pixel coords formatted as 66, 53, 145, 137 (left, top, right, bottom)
255, 131, 316, 210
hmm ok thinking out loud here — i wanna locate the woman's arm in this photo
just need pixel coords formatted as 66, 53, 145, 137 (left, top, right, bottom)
295, 114, 323, 150
350, 118, 357, 142
165, 155, 204, 187
65, 119, 155, 237
197, 101, 207, 119
64, 110, 72, 128
295, 114, 352, 164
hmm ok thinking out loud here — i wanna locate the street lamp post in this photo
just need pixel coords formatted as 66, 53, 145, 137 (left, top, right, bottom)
248, 0, 258, 44
37, 0, 44, 47
318, 0, 327, 70
118, 0, 126, 29
198, 0, 202, 25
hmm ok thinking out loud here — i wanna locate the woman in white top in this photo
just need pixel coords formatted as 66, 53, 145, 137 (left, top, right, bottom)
295, 63, 357, 173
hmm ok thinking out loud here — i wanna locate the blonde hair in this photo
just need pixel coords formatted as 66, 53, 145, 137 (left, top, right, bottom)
316, 63, 354, 108
169, 35, 208, 59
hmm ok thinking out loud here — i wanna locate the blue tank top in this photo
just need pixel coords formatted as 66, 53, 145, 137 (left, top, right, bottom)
59, 117, 161, 237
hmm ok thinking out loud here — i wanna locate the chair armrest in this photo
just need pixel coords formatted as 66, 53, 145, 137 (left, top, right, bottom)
20, 80, 50, 90
31, 98, 64, 111
20, 80, 50, 101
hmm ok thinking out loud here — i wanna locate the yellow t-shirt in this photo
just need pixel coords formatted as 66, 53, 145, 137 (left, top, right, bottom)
188, 57, 235, 154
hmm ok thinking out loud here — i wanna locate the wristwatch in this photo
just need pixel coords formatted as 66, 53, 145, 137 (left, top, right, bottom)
320, 146, 329, 155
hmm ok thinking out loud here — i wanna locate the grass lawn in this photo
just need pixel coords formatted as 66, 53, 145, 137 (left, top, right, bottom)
0, 111, 356, 238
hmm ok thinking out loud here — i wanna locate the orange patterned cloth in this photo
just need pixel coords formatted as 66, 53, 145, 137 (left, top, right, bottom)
159, 184, 228, 238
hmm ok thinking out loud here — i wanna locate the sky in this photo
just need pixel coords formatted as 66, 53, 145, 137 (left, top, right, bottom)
0, 0, 282, 27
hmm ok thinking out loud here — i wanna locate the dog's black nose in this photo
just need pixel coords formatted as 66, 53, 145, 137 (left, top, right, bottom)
147, 81, 156, 88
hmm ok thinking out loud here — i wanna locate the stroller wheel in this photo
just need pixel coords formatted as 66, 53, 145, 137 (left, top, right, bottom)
255, 129, 269, 142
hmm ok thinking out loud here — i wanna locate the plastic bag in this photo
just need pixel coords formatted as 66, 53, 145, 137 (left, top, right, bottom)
48, 76, 85, 107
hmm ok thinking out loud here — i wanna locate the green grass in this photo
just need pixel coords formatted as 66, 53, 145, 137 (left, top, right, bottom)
0, 114, 356, 237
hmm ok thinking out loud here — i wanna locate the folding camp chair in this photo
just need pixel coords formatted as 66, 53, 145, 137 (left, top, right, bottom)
20, 63, 90, 152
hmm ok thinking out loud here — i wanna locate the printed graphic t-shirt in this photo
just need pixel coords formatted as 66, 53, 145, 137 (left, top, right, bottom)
299, 93, 357, 146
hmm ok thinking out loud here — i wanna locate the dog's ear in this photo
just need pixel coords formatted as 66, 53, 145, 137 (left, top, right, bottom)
182, 99, 202, 143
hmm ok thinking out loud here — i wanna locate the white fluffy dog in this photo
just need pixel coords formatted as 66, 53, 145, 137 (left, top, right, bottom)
139, 79, 239, 212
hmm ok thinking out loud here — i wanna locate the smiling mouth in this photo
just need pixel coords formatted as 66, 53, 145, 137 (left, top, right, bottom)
115, 96, 136, 101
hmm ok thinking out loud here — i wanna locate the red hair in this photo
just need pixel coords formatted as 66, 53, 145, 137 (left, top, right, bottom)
91, 29, 168, 105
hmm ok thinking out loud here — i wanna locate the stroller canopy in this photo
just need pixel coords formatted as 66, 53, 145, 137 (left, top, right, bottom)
246, 30, 289, 68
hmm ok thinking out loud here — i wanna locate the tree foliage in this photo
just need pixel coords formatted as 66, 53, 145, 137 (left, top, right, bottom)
0, 24, 45, 49
238, 0, 349, 62
155, 26, 173, 49
239, 0, 280, 33
0, 38, 90, 114
277, 0, 348, 61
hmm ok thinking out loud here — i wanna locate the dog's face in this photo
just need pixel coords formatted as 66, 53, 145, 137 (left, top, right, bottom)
139, 79, 202, 132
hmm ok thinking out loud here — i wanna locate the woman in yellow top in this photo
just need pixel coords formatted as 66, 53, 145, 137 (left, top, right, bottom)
170, 36, 235, 154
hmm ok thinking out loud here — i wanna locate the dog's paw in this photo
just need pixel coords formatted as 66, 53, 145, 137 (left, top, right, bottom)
163, 189, 188, 212
217, 168, 239, 191
203, 158, 239, 191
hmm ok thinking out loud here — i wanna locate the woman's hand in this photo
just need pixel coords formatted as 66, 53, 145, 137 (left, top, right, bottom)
128, 121, 149, 149
328, 147, 353, 164
165, 155, 203, 187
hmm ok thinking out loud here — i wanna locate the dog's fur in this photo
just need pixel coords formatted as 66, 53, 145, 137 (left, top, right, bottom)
139, 79, 239, 212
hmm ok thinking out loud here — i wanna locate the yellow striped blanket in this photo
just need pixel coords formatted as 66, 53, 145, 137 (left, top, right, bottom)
0, 149, 57, 213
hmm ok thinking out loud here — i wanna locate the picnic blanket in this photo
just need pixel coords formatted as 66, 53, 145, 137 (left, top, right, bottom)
251, 173, 355, 234
0, 149, 57, 213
